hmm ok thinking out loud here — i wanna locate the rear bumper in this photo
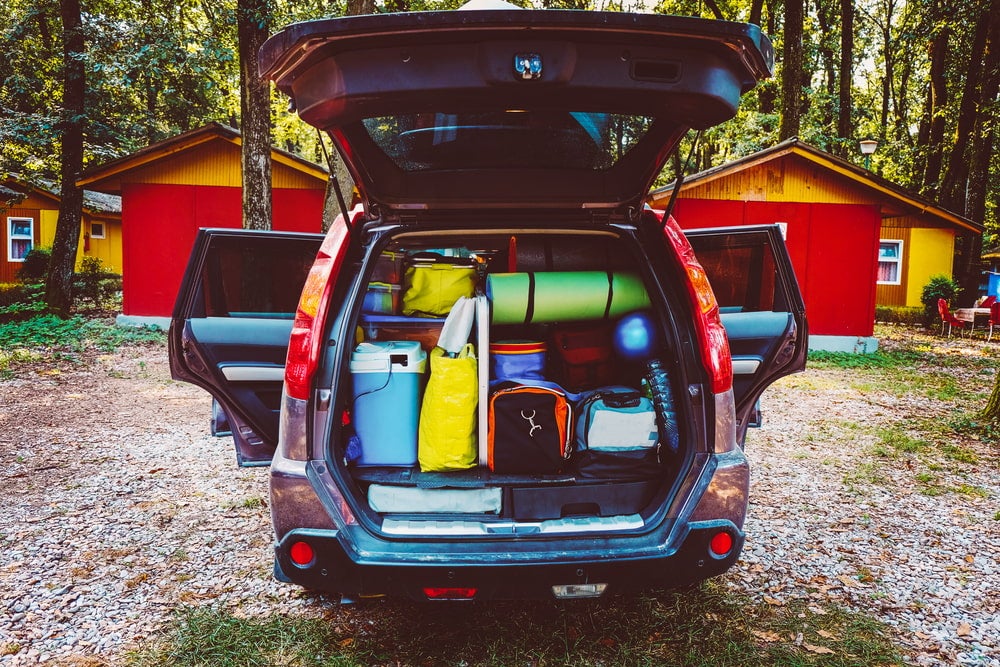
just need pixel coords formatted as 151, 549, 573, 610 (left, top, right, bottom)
273, 520, 744, 600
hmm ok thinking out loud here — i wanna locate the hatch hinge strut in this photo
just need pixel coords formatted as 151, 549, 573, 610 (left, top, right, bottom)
660, 130, 703, 229
316, 128, 352, 231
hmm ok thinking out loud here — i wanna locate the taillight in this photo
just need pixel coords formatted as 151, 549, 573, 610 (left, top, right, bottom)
289, 540, 315, 567
662, 216, 733, 394
423, 587, 478, 600
709, 531, 734, 557
284, 221, 350, 401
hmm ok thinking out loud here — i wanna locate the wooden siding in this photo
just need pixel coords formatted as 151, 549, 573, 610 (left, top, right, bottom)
674, 156, 890, 206
875, 225, 910, 307
1, 208, 40, 283
102, 138, 323, 190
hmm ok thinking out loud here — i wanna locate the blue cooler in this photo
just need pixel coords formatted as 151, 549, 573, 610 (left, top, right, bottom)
350, 341, 427, 466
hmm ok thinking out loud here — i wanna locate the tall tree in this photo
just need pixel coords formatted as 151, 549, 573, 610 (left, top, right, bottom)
836, 0, 854, 150
779, 0, 804, 139
238, 0, 272, 230
44, 0, 85, 317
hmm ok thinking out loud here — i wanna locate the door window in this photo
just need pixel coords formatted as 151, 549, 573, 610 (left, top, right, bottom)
690, 232, 787, 313
196, 235, 320, 318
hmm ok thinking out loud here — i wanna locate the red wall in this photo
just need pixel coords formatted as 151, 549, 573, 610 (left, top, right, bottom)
121, 183, 324, 317
675, 199, 880, 337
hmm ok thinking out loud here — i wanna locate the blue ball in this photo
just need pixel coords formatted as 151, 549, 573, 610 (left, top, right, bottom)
614, 312, 657, 361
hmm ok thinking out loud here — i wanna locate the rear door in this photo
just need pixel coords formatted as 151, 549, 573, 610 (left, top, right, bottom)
685, 225, 807, 434
169, 229, 324, 466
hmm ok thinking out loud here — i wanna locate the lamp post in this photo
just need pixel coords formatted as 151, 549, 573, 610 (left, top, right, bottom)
859, 139, 878, 171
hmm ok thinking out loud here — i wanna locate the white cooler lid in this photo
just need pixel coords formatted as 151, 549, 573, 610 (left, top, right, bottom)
350, 340, 427, 373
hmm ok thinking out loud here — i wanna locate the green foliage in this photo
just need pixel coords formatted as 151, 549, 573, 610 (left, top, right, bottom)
0, 283, 46, 322
72, 256, 122, 309
17, 247, 50, 283
920, 275, 962, 324
0, 314, 163, 356
874, 306, 925, 326
808, 349, 924, 369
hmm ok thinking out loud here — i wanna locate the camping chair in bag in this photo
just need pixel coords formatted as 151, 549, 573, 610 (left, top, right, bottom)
937, 298, 966, 338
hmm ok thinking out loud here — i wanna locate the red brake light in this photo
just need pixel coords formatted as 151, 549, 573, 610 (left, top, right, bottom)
289, 540, 315, 566
423, 587, 478, 600
285, 221, 350, 401
662, 216, 733, 395
709, 531, 734, 557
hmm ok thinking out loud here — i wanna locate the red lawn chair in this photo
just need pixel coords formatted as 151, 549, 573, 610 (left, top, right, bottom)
988, 302, 1000, 342
937, 298, 965, 338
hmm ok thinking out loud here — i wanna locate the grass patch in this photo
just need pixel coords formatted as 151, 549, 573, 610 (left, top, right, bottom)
807, 349, 924, 371
127, 584, 903, 667
875, 427, 929, 455
0, 315, 164, 378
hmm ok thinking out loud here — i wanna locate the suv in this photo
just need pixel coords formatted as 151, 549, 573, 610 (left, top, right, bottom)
169, 5, 806, 601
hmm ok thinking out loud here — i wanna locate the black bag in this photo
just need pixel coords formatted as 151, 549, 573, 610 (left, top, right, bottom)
487, 383, 572, 473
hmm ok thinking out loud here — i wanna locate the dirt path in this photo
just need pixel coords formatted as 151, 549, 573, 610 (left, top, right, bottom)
1, 336, 998, 665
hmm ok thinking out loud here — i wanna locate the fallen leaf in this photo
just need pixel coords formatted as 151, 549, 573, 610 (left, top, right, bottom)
838, 575, 860, 588
817, 629, 838, 640
808, 605, 828, 615
764, 596, 784, 606
752, 631, 782, 642
804, 643, 835, 654
339, 638, 354, 648
957, 623, 972, 637
964, 554, 975, 563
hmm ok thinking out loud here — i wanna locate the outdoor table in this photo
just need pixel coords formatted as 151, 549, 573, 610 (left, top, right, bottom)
954, 307, 991, 333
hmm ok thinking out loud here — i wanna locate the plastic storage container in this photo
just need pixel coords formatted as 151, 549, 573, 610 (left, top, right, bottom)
362, 282, 401, 315
350, 341, 427, 466
360, 314, 447, 352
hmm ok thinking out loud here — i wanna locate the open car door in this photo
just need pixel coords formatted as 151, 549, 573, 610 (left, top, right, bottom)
169, 229, 325, 466
685, 224, 807, 440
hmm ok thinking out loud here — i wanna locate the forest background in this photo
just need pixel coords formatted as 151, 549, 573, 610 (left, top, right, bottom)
1, 0, 998, 315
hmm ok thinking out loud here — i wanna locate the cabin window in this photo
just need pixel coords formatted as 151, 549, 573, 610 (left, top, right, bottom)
90, 222, 106, 239
877, 240, 903, 285
7, 217, 33, 262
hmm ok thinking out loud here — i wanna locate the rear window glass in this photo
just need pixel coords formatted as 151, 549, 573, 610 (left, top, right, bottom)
691, 234, 788, 313
363, 111, 654, 171
199, 236, 319, 318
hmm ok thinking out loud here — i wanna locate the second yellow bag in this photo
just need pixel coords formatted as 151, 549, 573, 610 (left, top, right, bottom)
418, 345, 478, 472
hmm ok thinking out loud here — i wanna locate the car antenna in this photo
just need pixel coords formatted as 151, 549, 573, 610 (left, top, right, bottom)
316, 128, 353, 230
661, 130, 702, 228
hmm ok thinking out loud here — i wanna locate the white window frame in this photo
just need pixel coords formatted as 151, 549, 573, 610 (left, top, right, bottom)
90, 221, 106, 239
7, 217, 34, 263
878, 239, 904, 285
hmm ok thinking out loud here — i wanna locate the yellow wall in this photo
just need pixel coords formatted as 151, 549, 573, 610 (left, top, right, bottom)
38, 209, 123, 274
906, 227, 955, 307
115, 138, 324, 189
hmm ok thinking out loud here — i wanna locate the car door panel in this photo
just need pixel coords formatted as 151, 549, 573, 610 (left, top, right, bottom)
169, 229, 324, 466
685, 225, 807, 434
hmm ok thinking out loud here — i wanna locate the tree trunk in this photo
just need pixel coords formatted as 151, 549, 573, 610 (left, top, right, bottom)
44, 0, 85, 318
237, 0, 272, 231
956, 0, 1000, 302
836, 0, 854, 150
921, 25, 949, 195
779, 0, 804, 140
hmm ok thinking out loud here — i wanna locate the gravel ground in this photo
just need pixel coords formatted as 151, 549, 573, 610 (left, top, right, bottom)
1, 336, 998, 666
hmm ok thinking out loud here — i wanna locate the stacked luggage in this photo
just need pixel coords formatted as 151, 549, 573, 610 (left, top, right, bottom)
348, 238, 681, 519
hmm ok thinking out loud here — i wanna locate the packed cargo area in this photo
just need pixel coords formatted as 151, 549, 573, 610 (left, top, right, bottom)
332, 228, 692, 530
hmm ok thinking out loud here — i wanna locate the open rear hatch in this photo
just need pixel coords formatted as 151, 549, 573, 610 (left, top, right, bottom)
260, 7, 774, 214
